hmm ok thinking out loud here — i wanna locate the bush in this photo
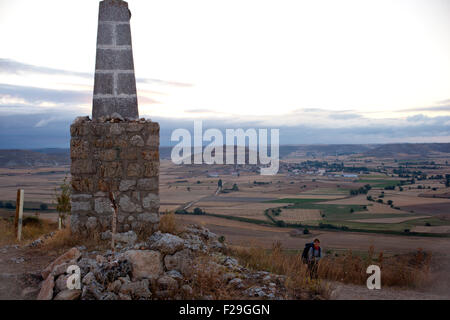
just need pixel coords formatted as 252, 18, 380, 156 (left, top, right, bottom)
276, 220, 287, 228
193, 207, 205, 215
159, 212, 178, 234
23, 216, 42, 227
218, 236, 226, 243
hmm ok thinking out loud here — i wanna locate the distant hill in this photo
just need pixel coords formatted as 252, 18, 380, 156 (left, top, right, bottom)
0, 149, 70, 168
362, 143, 450, 158
280, 144, 374, 158
1, 143, 449, 168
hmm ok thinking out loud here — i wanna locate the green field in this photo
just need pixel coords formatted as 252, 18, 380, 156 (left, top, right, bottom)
357, 179, 406, 188
265, 198, 450, 235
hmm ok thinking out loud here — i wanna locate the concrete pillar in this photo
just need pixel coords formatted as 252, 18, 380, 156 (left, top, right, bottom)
93, 0, 139, 120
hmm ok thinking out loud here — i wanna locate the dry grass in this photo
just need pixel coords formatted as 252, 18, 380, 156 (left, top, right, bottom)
185, 255, 238, 300
318, 246, 432, 288
0, 217, 57, 246
159, 212, 180, 234
232, 242, 432, 294
39, 227, 112, 255
232, 242, 330, 299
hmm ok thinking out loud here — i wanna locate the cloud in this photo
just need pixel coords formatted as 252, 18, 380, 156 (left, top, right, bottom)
399, 100, 450, 113
185, 109, 218, 114
1, 111, 450, 149
0, 58, 193, 88
0, 58, 91, 78
34, 116, 60, 128
328, 113, 362, 120
0, 83, 91, 105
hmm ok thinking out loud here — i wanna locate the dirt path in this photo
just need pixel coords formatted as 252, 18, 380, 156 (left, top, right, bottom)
0, 245, 56, 300
330, 282, 450, 300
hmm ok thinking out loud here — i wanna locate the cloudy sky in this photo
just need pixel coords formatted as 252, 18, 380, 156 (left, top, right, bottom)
0, 0, 449, 148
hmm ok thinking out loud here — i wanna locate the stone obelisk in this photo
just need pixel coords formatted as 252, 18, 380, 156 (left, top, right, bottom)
70, 0, 160, 236
93, 0, 139, 120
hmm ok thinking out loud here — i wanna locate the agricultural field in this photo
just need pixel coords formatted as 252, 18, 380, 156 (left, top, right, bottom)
0, 150, 449, 242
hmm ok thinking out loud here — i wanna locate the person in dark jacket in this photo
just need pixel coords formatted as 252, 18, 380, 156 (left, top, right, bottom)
307, 239, 323, 279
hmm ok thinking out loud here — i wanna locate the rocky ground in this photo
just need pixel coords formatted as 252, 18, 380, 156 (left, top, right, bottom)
1, 224, 449, 300
33, 225, 298, 300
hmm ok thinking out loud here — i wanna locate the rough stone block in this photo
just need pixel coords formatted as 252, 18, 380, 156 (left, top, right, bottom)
127, 163, 142, 177
117, 73, 136, 95
116, 24, 132, 46
144, 162, 159, 177
71, 201, 92, 212
99, 0, 131, 22
142, 150, 159, 161
137, 178, 158, 191
96, 49, 134, 70
126, 123, 143, 132
97, 23, 114, 45
119, 195, 137, 213
98, 149, 118, 161
119, 179, 136, 192
120, 149, 137, 160
146, 134, 159, 147
130, 135, 144, 147
95, 197, 113, 215
100, 162, 122, 178
94, 73, 114, 95
142, 193, 159, 210
71, 160, 95, 175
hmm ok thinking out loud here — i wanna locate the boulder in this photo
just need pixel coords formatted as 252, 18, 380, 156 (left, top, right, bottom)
42, 248, 81, 280
148, 232, 184, 255
114, 231, 138, 245
119, 279, 152, 299
122, 250, 163, 280
55, 274, 71, 293
54, 289, 81, 300
37, 275, 55, 300
164, 249, 192, 274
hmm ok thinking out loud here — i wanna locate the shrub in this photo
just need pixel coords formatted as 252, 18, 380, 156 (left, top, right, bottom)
193, 207, 204, 215
23, 216, 42, 227
159, 212, 178, 234
276, 220, 287, 228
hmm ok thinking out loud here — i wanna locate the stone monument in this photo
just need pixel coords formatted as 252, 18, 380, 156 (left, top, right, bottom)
70, 0, 160, 236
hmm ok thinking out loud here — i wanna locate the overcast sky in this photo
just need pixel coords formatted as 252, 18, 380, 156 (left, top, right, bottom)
0, 0, 449, 148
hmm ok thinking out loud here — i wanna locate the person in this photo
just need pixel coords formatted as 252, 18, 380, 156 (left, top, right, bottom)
307, 238, 323, 279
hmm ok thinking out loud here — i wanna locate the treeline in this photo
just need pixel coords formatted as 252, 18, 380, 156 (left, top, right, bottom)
349, 184, 371, 195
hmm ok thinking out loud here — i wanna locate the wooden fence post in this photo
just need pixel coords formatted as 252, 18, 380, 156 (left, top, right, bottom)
16, 189, 24, 241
